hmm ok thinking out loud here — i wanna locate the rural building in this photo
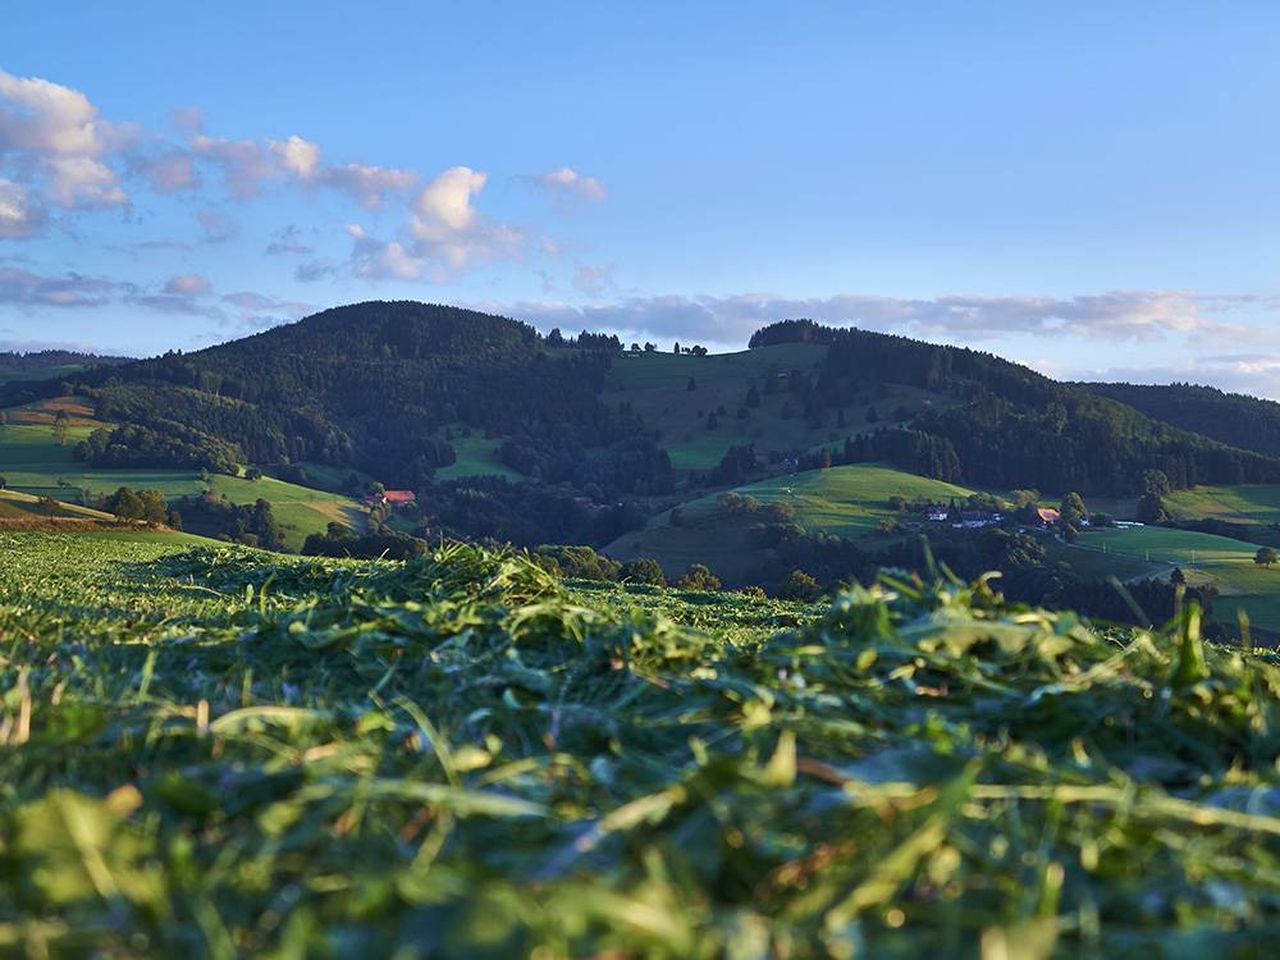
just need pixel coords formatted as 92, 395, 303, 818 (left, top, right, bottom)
1036, 507, 1061, 526
366, 490, 417, 509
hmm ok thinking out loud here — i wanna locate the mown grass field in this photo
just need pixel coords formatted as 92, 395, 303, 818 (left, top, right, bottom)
605, 344, 949, 470
0, 421, 366, 550
2, 528, 1280, 955
608, 463, 978, 580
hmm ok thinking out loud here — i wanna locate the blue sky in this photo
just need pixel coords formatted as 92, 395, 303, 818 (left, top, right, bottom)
2, 2, 1278, 395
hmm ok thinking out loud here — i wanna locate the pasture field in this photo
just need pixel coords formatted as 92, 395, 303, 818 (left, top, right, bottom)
434, 430, 523, 481
2, 529, 1279, 954
1076, 525, 1264, 564
605, 343, 949, 470
1061, 525, 1280, 632
0, 421, 366, 549
1165, 483, 1280, 527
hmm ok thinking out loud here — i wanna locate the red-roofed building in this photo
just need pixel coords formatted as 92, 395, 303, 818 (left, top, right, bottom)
1036, 507, 1060, 525
366, 490, 417, 510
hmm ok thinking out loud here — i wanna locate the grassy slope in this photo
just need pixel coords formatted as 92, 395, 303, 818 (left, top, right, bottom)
604, 343, 947, 470
607, 463, 978, 581
2, 530, 1278, 954
1165, 483, 1280, 527
0, 420, 366, 550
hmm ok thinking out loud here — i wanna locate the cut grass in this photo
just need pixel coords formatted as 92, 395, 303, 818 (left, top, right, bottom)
1, 530, 1278, 954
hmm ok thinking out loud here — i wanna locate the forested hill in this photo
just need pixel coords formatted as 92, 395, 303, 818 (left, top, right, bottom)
7, 306, 1280, 500
0, 349, 133, 373
752, 319, 1280, 493
3, 301, 664, 491
1082, 381, 1280, 459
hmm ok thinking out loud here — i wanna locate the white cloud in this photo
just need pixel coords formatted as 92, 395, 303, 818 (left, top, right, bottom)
345, 166, 526, 280
532, 166, 607, 203
0, 178, 46, 238
164, 273, 211, 296
270, 134, 320, 179
0, 68, 127, 210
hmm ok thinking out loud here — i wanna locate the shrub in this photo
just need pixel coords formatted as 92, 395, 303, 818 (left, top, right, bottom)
620, 557, 665, 586
675, 563, 721, 592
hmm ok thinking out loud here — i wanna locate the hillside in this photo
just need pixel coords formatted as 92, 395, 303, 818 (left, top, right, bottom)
0, 410, 365, 550
1, 302, 656, 494
3, 529, 1279, 954
607, 463, 979, 581
8, 306, 1280, 507
1086, 381, 1280, 458
603, 342, 952, 470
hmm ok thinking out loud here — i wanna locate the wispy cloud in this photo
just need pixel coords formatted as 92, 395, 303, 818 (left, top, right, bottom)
504, 290, 1270, 348
265, 224, 313, 256
0, 265, 125, 308
530, 166, 607, 203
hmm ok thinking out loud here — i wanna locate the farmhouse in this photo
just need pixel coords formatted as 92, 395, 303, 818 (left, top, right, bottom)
366, 490, 417, 509
1035, 507, 1061, 526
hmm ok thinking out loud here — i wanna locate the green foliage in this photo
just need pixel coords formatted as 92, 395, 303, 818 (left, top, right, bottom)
675, 562, 722, 591
1138, 492, 1168, 524
1, 531, 1279, 953
534, 544, 622, 582
619, 556, 665, 585
1254, 546, 1278, 568
778, 567, 821, 601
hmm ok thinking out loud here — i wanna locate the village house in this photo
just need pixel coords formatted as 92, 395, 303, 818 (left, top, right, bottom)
1035, 506, 1061, 526
365, 490, 417, 510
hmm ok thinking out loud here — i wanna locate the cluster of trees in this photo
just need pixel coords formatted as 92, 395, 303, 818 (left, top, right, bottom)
0, 350, 130, 374
171, 494, 286, 549
302, 522, 426, 560
413, 476, 647, 548
529, 545, 717, 591
499, 432, 674, 496
99, 486, 177, 526
74, 423, 240, 474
